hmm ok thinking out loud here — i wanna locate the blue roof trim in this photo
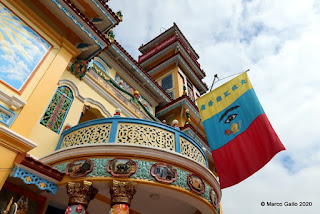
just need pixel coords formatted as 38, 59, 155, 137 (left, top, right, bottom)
50, 0, 104, 48
10, 167, 57, 195
91, 0, 115, 25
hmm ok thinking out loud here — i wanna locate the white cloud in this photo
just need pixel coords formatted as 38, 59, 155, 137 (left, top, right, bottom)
109, 1, 320, 213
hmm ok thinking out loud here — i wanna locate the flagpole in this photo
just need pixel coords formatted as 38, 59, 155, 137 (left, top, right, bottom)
194, 69, 250, 142
209, 74, 219, 91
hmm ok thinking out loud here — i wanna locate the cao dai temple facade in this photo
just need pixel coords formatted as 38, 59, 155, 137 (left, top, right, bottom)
0, 0, 222, 213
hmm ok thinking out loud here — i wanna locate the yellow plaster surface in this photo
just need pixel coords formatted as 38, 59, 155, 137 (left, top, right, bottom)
0, 0, 79, 100
28, 71, 119, 158
0, 126, 36, 189
11, 47, 73, 138
0, 146, 16, 189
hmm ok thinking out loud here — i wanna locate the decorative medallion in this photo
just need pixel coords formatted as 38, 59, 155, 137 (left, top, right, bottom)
68, 60, 88, 80
106, 158, 137, 177
66, 159, 94, 178
209, 188, 219, 208
187, 174, 205, 194
150, 163, 177, 184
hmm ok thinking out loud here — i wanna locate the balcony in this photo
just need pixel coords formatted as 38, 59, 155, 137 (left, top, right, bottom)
56, 117, 208, 167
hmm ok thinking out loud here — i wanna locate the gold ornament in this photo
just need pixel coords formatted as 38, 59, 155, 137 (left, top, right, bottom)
110, 180, 136, 206
66, 181, 98, 207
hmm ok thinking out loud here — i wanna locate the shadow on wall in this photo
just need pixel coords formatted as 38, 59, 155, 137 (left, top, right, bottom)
79, 106, 105, 124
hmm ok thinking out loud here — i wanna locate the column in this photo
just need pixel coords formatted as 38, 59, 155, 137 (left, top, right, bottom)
65, 181, 98, 214
109, 180, 136, 214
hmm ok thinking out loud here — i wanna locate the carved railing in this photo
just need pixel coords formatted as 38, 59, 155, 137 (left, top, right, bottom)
56, 117, 208, 167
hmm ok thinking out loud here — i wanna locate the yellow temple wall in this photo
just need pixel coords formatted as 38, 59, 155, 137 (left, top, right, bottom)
0, 145, 16, 188
0, 1, 80, 162
28, 70, 120, 158
1, 0, 79, 137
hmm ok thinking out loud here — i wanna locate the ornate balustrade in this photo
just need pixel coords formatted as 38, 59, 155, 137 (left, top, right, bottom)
56, 117, 208, 167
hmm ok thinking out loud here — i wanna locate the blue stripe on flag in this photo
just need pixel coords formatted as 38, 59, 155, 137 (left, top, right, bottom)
203, 89, 265, 150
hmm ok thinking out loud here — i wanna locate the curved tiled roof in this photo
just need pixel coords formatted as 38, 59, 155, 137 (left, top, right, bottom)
139, 23, 200, 60
63, 0, 110, 44
97, 0, 122, 24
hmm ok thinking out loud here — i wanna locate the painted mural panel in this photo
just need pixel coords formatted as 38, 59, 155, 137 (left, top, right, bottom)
0, 3, 51, 91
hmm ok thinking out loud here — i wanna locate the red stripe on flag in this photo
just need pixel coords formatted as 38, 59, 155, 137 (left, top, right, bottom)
212, 114, 285, 189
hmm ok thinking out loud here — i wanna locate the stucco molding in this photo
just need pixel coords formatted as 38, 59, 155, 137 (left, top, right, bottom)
81, 76, 136, 118
0, 89, 26, 110
0, 126, 37, 153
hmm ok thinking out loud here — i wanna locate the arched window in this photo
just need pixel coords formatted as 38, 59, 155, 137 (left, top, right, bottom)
88, 57, 112, 76
93, 61, 107, 74
40, 86, 74, 133
78, 105, 105, 124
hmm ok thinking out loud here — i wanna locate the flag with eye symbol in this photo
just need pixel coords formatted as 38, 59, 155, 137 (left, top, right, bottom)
197, 72, 285, 189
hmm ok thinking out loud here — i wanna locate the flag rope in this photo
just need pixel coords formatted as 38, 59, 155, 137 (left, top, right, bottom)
209, 69, 250, 91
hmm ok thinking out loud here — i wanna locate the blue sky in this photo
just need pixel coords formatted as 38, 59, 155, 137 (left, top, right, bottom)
109, 0, 320, 213
0, 3, 50, 91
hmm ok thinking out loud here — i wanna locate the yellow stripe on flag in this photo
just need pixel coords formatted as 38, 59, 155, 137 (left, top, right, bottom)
197, 72, 253, 122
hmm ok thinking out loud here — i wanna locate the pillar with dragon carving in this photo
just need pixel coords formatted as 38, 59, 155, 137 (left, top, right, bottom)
109, 180, 137, 214
65, 181, 98, 214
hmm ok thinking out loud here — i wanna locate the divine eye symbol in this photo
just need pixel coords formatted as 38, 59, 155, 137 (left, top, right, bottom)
225, 114, 237, 124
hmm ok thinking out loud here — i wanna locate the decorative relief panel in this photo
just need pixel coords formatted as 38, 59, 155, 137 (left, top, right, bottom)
210, 188, 219, 209
0, 104, 16, 127
150, 163, 177, 184
66, 159, 94, 178
115, 74, 152, 112
107, 158, 137, 177
61, 123, 111, 148
116, 123, 175, 151
88, 69, 151, 120
187, 174, 205, 195
180, 137, 206, 166
53, 158, 216, 204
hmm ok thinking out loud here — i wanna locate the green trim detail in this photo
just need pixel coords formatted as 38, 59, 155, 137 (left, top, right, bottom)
53, 158, 212, 203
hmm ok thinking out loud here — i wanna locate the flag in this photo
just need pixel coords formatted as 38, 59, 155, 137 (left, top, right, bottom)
197, 72, 285, 188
